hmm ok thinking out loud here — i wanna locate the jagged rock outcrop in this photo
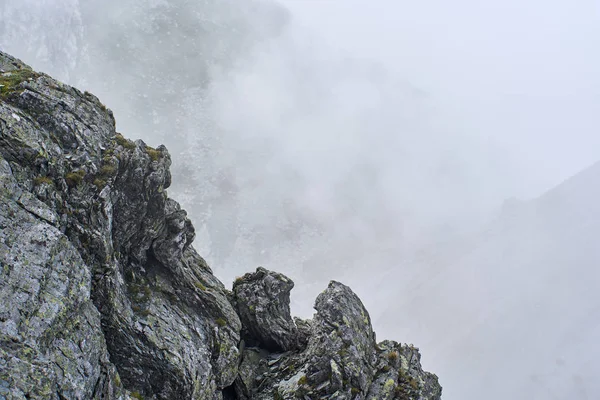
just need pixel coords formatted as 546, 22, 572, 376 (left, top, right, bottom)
0, 50, 441, 399
232, 278, 442, 400
232, 267, 298, 352
0, 50, 238, 399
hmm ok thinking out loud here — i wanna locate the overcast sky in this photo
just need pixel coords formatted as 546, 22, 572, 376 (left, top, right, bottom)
281, 0, 600, 198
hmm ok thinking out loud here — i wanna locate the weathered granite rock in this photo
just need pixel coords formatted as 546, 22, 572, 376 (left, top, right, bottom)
232, 267, 298, 352
0, 58, 123, 400
240, 278, 442, 400
0, 51, 239, 399
233, 347, 269, 399
0, 49, 441, 399
367, 340, 442, 400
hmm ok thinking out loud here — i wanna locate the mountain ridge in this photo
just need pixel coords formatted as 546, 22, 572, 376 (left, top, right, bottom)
0, 50, 441, 399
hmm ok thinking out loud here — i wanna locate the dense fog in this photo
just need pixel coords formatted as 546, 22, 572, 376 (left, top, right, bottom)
1, 0, 599, 399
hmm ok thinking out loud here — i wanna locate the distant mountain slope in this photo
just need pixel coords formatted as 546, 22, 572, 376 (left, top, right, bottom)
374, 161, 600, 400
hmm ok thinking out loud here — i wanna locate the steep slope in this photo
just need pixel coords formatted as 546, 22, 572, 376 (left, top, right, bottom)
374, 162, 600, 399
0, 51, 441, 399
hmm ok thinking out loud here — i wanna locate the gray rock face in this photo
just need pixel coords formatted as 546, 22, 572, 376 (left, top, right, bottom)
0, 51, 238, 399
233, 278, 442, 400
232, 267, 298, 352
302, 281, 379, 398
367, 341, 442, 400
0, 55, 123, 400
0, 158, 121, 400
0, 49, 441, 399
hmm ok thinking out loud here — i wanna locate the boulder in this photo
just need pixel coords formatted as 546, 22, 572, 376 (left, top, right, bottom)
232, 267, 298, 352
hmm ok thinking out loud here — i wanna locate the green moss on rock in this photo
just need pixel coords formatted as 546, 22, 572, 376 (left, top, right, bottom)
0, 69, 39, 98
145, 147, 160, 162
65, 170, 86, 187
93, 178, 107, 189
114, 133, 136, 150
130, 391, 144, 400
33, 176, 53, 186
99, 164, 117, 176
298, 375, 308, 386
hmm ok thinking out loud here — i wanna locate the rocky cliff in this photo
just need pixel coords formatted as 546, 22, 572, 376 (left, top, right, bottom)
0, 50, 441, 400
